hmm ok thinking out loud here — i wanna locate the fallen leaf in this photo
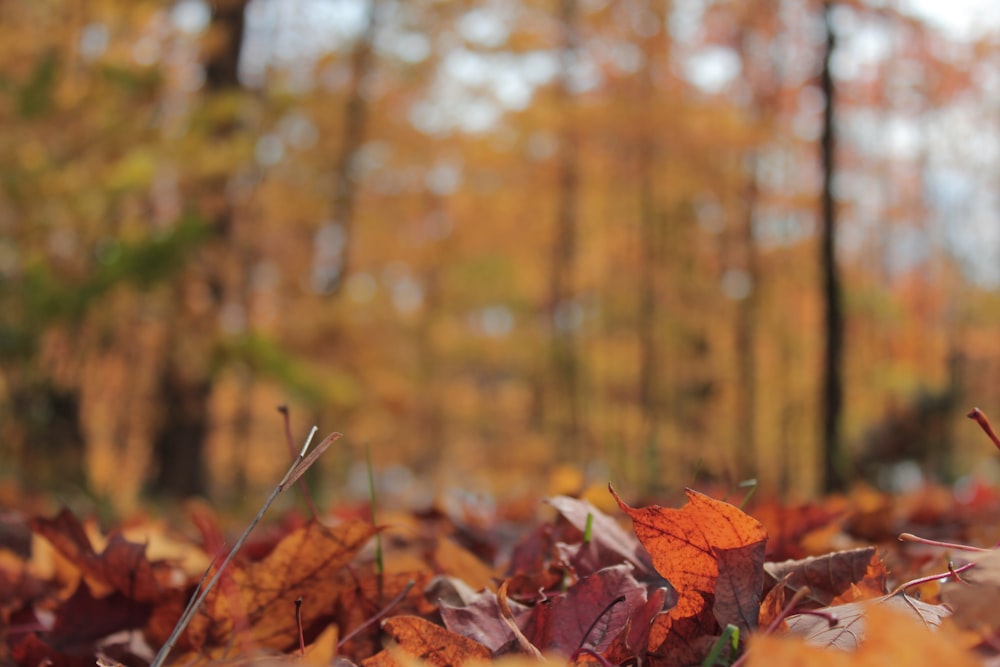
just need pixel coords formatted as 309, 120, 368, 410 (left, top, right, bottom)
941, 548, 1000, 633
363, 615, 490, 667
433, 538, 497, 592
759, 547, 888, 627
713, 542, 765, 633
750, 500, 844, 561
546, 496, 650, 574
601, 586, 669, 666
10, 633, 94, 667
763, 547, 887, 605
611, 486, 768, 620
523, 563, 647, 656
440, 587, 532, 653
747, 604, 978, 667
337, 570, 432, 661
47, 581, 150, 652
186, 519, 377, 651
31, 509, 175, 603
785, 590, 949, 649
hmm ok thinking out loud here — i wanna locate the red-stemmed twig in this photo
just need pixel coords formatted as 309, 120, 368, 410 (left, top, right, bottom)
898, 532, 989, 552
889, 561, 977, 596
762, 582, 813, 636
969, 408, 1000, 452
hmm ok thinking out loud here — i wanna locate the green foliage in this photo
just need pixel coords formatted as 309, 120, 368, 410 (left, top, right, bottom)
213, 333, 360, 407
0, 215, 210, 360
18, 51, 58, 118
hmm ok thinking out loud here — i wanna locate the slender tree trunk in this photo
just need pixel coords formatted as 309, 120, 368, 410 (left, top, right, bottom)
152, 367, 211, 497
734, 156, 760, 481
637, 134, 662, 494
819, 0, 845, 492
322, 0, 379, 295
548, 0, 581, 459
10, 379, 87, 491
151, 0, 248, 497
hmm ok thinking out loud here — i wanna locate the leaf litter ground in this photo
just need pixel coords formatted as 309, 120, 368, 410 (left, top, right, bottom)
8, 416, 1000, 666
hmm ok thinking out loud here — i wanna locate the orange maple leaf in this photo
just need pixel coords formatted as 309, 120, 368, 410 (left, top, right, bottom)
611, 486, 767, 623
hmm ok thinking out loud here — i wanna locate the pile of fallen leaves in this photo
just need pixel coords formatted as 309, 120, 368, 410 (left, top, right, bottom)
7, 470, 1000, 667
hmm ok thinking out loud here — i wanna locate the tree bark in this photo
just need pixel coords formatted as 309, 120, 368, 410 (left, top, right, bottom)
151, 0, 248, 497
322, 0, 379, 295
151, 367, 211, 497
548, 0, 582, 459
819, 0, 845, 492
734, 157, 759, 481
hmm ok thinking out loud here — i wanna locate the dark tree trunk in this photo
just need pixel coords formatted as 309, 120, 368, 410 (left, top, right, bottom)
11, 380, 87, 490
203, 0, 246, 90
150, 0, 247, 498
548, 0, 582, 459
151, 368, 211, 497
819, 0, 845, 492
322, 0, 379, 295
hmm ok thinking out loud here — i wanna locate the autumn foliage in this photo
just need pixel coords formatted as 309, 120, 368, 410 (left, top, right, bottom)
8, 467, 1000, 667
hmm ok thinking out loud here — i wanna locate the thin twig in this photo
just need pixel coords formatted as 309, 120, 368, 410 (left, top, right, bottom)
889, 560, 977, 596
149, 427, 333, 667
969, 408, 1000, 451
278, 406, 321, 520
898, 532, 989, 552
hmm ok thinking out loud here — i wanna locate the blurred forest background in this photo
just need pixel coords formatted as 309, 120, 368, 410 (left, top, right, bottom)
3, 0, 1000, 513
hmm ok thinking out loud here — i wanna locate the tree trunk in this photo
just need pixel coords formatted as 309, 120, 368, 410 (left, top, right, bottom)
548, 0, 582, 460
734, 156, 760, 482
321, 0, 379, 295
151, 367, 211, 497
819, 0, 845, 492
10, 379, 86, 491
150, 0, 248, 498
637, 106, 662, 494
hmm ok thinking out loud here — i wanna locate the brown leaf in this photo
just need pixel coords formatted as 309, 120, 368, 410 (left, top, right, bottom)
647, 611, 718, 667
547, 496, 650, 575
747, 605, 978, 667
785, 590, 949, 649
440, 587, 532, 653
524, 563, 647, 656
764, 547, 887, 604
601, 586, 669, 666
611, 486, 768, 620
31, 509, 174, 603
433, 538, 497, 592
187, 519, 376, 651
713, 542, 765, 633
364, 616, 490, 667
337, 570, 432, 661
760, 547, 889, 627
10, 633, 94, 667
941, 548, 1000, 633
48, 581, 150, 652
750, 500, 844, 561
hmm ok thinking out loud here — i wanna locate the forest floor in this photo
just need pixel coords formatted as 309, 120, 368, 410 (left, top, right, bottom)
5, 424, 1000, 667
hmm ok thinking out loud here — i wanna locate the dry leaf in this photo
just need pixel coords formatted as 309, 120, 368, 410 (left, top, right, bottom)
748, 605, 977, 667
